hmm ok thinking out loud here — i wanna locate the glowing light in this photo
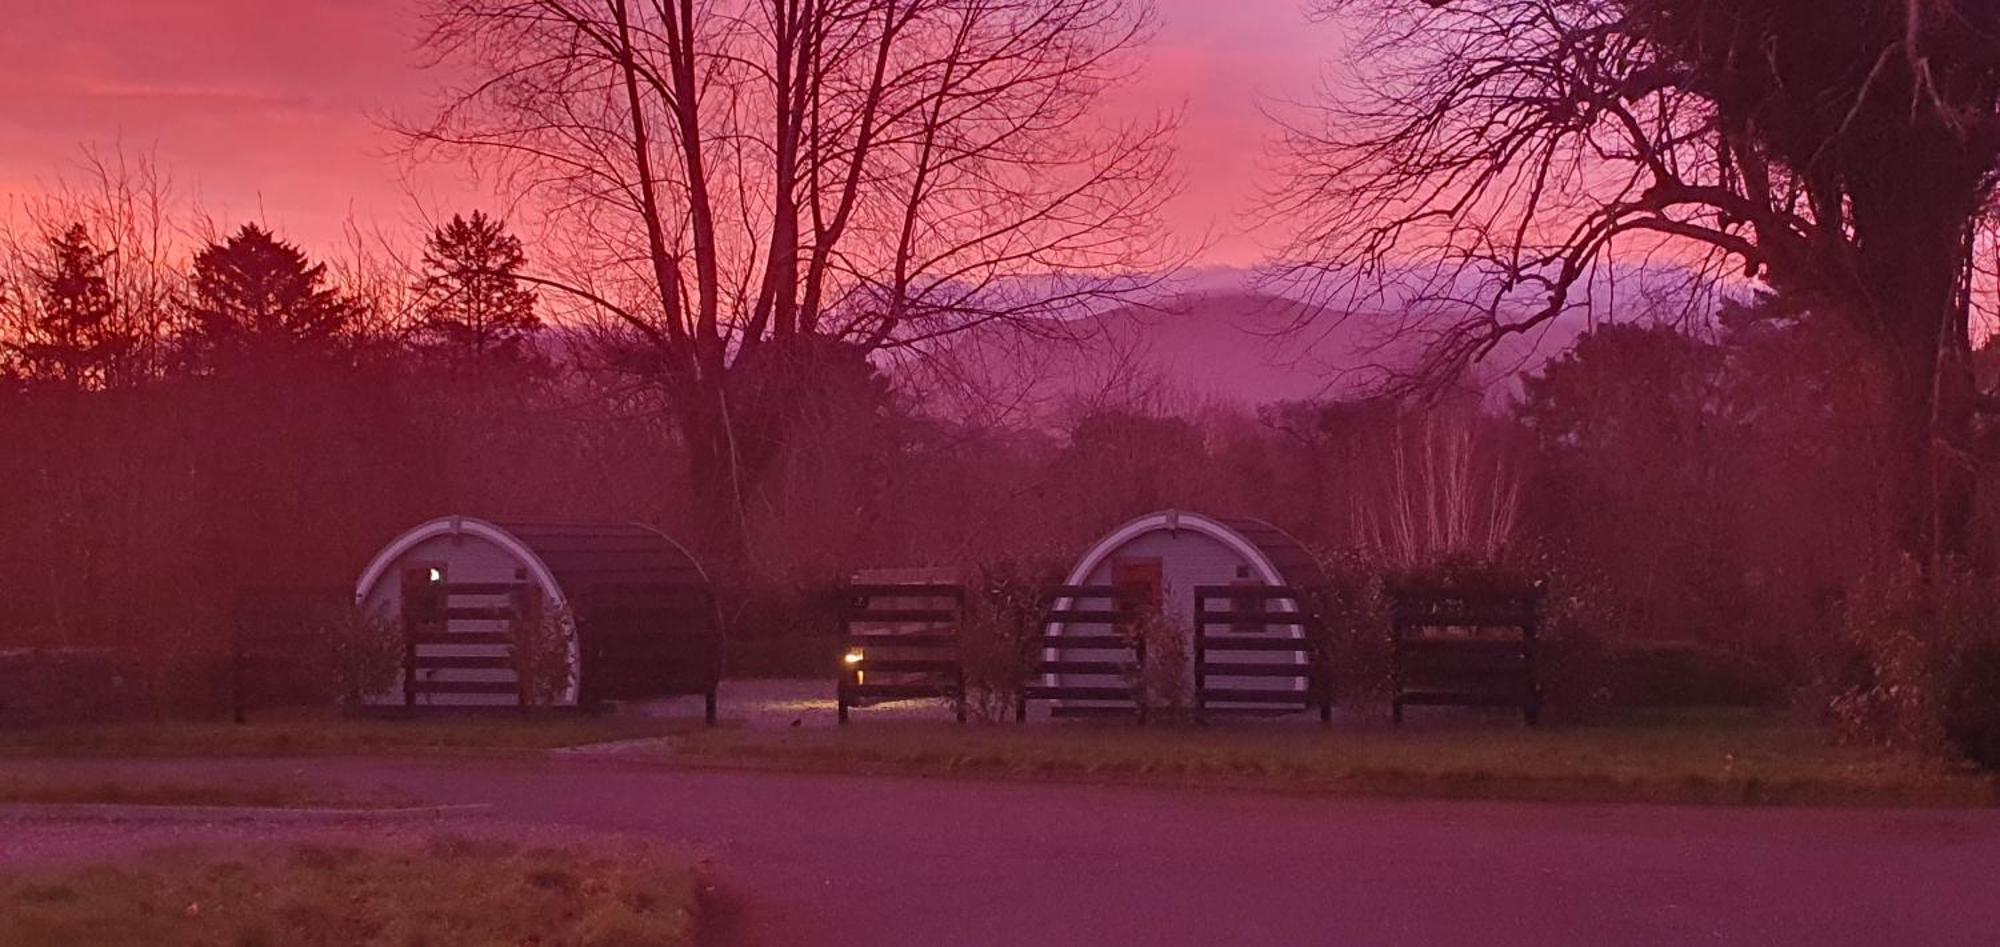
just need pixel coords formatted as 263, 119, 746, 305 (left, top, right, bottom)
843, 650, 865, 666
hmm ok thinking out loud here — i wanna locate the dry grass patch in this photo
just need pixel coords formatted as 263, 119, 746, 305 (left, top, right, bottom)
0, 711, 697, 758
667, 709, 2000, 806
0, 838, 702, 947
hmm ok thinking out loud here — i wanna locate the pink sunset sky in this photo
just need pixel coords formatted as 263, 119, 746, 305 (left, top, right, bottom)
0, 1, 1337, 268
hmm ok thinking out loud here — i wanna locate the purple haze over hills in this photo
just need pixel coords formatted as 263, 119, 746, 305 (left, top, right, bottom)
922, 263, 1720, 423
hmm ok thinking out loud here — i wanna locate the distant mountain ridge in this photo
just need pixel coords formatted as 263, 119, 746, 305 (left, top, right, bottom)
918, 262, 1719, 421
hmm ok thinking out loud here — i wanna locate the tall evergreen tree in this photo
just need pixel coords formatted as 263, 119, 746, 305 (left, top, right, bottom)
179, 224, 357, 372
2, 223, 134, 390
414, 211, 539, 363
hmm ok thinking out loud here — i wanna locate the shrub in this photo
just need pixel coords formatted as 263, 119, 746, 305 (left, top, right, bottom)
1826, 559, 2000, 766
1308, 556, 1391, 716
1124, 600, 1192, 719
1525, 557, 1626, 721
325, 603, 403, 707
961, 559, 1058, 723
510, 603, 577, 707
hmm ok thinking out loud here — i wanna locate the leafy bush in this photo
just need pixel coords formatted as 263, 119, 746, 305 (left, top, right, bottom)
324, 604, 403, 707
509, 603, 577, 707
961, 559, 1060, 723
1124, 601, 1192, 719
1826, 560, 2000, 766
1309, 555, 1391, 716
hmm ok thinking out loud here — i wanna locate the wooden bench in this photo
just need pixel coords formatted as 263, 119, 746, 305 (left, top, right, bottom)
836, 583, 966, 724
1016, 585, 1148, 723
1192, 585, 1331, 723
1387, 580, 1542, 726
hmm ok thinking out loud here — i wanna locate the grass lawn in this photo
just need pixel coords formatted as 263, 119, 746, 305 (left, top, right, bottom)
0, 710, 697, 758
664, 709, 2000, 807
0, 839, 703, 947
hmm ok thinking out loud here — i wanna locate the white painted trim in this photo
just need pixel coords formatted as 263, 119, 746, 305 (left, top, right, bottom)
1061, 510, 1288, 588
1049, 510, 1307, 696
352, 516, 578, 706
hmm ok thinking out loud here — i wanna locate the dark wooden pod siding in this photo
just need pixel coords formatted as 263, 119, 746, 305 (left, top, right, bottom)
354, 516, 720, 719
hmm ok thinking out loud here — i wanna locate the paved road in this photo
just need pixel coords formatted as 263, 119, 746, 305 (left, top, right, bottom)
5, 757, 1999, 946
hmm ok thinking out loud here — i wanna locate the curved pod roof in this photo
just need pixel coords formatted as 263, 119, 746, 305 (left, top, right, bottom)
1062, 509, 1328, 591
355, 516, 708, 606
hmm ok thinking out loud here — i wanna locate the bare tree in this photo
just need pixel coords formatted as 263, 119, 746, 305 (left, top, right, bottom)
1, 146, 186, 388
1271, 0, 2000, 563
403, 0, 1178, 564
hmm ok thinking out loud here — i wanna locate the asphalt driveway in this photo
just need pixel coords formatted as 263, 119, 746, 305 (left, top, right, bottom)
4, 756, 1998, 946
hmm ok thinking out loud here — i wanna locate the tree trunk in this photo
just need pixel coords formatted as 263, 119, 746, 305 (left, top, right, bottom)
678, 394, 750, 577
1849, 180, 1981, 568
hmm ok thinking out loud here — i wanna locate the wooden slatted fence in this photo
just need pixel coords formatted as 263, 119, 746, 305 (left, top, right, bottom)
836, 583, 966, 724
1015, 585, 1148, 723
1192, 585, 1331, 723
1387, 580, 1542, 726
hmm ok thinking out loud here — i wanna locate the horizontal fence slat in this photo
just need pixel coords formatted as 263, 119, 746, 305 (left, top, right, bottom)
411, 655, 516, 671
1197, 663, 1312, 677
1191, 585, 1314, 600
1194, 614, 1314, 628
1196, 637, 1316, 653
408, 680, 520, 696
1041, 609, 1132, 625
852, 659, 960, 674
1035, 660, 1132, 676
412, 632, 511, 646
841, 608, 960, 624
840, 683, 962, 699
445, 606, 516, 621
1201, 688, 1312, 704
1197, 705, 1309, 718
1022, 685, 1138, 702
443, 582, 528, 595
1398, 637, 1530, 654
1033, 635, 1134, 650
842, 633, 959, 648
841, 584, 965, 599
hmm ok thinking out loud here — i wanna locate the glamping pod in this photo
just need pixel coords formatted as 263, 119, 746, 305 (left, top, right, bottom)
354, 517, 720, 716
1050, 510, 1328, 713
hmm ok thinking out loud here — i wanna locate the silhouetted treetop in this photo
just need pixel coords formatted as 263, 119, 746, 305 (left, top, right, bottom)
180, 223, 359, 372
2, 222, 136, 391
415, 211, 540, 364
